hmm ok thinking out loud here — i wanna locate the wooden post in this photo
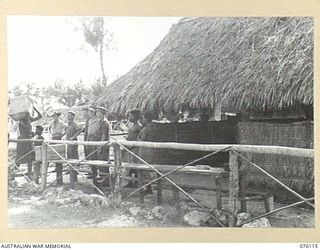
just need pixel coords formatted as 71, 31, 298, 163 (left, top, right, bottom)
228, 150, 239, 227
171, 186, 180, 204
157, 173, 162, 205
264, 195, 274, 212
113, 143, 122, 205
40, 143, 48, 191
56, 163, 63, 185
215, 176, 222, 210
239, 172, 247, 212
137, 171, 144, 204
33, 162, 41, 185
70, 165, 75, 190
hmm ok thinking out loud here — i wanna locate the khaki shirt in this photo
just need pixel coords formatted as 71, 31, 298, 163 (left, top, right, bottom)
49, 120, 66, 137
87, 117, 100, 140
65, 121, 80, 140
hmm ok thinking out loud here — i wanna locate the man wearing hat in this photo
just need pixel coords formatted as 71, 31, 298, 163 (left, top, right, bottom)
49, 111, 66, 185
86, 107, 100, 159
86, 107, 100, 187
64, 110, 82, 183
49, 112, 66, 140
65, 111, 81, 159
95, 106, 110, 161
81, 107, 90, 158
95, 106, 111, 187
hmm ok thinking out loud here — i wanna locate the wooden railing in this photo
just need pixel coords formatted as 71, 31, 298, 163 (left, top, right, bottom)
8, 138, 314, 227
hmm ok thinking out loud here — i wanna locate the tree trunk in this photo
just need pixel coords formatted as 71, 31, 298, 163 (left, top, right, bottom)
99, 42, 107, 85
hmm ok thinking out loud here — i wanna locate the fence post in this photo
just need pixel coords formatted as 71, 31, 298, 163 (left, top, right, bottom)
228, 150, 239, 227
239, 172, 247, 212
41, 142, 48, 191
113, 143, 122, 205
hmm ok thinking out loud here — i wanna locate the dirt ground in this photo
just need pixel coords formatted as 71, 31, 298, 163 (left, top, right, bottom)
8, 165, 315, 229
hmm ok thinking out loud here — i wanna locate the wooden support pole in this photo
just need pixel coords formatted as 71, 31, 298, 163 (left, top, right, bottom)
215, 177, 222, 210
113, 143, 122, 205
56, 163, 63, 185
137, 171, 144, 204
157, 173, 162, 205
40, 142, 48, 192
33, 162, 41, 185
70, 164, 75, 190
239, 172, 247, 212
171, 186, 180, 204
264, 195, 274, 212
228, 150, 239, 227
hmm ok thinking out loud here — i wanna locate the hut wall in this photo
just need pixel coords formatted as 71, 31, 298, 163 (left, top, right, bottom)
144, 121, 238, 167
237, 120, 314, 201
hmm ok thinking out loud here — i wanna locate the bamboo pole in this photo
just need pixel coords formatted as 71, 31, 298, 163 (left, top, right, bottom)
40, 142, 48, 191
9, 138, 111, 146
114, 140, 314, 158
228, 150, 239, 227
8, 139, 313, 158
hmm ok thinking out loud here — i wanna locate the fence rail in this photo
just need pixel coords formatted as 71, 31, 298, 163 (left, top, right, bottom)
8, 138, 313, 157
8, 138, 315, 227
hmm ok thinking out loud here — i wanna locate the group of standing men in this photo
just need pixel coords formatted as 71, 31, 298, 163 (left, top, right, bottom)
15, 104, 156, 192
49, 106, 110, 186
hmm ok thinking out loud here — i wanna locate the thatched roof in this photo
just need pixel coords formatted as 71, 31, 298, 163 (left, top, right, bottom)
97, 17, 313, 115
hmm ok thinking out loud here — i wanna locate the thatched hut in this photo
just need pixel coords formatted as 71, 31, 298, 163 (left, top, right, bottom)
97, 17, 313, 117
97, 17, 313, 201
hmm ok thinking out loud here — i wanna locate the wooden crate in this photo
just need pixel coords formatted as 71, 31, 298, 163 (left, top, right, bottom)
35, 144, 66, 161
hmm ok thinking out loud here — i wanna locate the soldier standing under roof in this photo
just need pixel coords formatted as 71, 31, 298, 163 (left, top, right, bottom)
49, 111, 66, 185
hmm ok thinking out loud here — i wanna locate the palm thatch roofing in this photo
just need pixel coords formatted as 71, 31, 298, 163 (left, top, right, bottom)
97, 17, 313, 115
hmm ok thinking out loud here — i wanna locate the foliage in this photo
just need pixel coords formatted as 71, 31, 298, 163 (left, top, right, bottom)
46, 78, 91, 107
80, 17, 115, 85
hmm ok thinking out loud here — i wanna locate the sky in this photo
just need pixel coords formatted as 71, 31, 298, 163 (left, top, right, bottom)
7, 16, 181, 89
